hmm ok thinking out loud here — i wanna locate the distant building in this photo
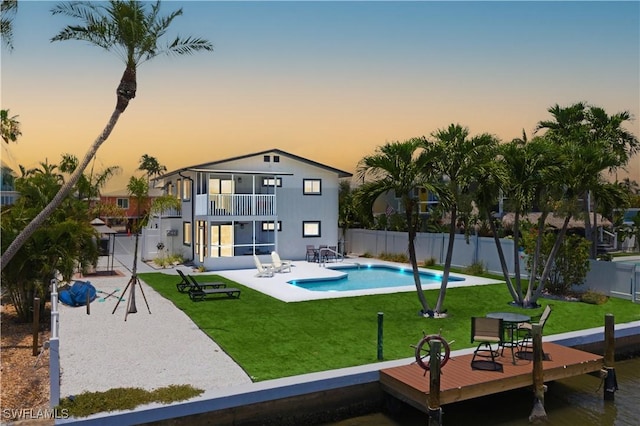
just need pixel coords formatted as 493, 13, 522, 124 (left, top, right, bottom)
99, 187, 163, 233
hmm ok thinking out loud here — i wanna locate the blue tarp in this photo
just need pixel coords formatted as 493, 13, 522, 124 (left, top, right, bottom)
59, 280, 97, 307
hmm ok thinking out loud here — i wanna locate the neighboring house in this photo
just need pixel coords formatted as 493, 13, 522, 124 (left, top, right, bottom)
99, 187, 163, 233
374, 187, 440, 216
146, 149, 352, 270
0, 162, 19, 207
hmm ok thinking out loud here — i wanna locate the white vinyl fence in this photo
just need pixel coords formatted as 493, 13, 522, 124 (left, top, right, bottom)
344, 228, 639, 302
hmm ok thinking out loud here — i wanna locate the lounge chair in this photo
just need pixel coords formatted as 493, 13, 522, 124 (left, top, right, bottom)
188, 277, 241, 301
271, 251, 292, 273
253, 254, 274, 277
176, 269, 226, 293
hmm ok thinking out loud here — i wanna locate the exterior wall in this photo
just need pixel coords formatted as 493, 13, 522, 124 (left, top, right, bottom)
156, 150, 344, 270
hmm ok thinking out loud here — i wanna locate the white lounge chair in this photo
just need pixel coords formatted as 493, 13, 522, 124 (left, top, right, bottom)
253, 254, 274, 278
271, 251, 292, 273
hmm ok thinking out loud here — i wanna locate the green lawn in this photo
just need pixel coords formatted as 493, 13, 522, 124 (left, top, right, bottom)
139, 272, 640, 382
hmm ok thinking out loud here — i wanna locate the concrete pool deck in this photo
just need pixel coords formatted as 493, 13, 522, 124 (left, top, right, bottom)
215, 256, 502, 302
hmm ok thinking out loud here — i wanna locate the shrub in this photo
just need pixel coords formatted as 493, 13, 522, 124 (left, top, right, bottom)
580, 290, 609, 305
378, 252, 409, 263
423, 257, 437, 267
463, 261, 485, 276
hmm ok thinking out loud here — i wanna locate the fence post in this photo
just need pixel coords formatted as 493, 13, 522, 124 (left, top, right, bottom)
32, 298, 40, 356
49, 278, 61, 407
377, 312, 384, 361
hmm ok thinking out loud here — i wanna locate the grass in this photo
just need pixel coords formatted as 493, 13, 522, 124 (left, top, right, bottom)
139, 271, 640, 382
57, 385, 203, 418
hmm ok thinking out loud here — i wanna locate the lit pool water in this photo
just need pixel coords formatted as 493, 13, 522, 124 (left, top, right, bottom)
288, 264, 463, 292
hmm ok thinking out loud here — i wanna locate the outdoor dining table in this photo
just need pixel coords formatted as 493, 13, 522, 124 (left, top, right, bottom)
486, 312, 531, 364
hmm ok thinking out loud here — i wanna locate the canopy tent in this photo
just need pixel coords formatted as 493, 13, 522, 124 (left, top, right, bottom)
91, 218, 117, 274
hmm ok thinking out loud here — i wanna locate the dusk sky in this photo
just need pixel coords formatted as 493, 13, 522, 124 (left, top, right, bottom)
2, 1, 639, 192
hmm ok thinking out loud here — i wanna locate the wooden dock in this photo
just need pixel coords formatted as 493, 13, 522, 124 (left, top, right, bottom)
379, 342, 604, 412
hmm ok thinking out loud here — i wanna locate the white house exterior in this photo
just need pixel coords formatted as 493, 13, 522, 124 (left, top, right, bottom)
144, 149, 352, 270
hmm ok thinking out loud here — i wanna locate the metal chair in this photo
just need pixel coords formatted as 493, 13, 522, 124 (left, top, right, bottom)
305, 245, 317, 262
471, 317, 503, 369
518, 305, 552, 351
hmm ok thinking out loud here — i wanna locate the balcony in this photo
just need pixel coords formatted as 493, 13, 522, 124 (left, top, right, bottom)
196, 194, 275, 216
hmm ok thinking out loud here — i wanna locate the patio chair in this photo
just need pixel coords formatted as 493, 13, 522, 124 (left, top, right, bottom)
253, 254, 274, 277
176, 269, 226, 293
518, 305, 552, 351
188, 277, 241, 301
306, 245, 318, 262
471, 317, 503, 370
271, 251, 292, 273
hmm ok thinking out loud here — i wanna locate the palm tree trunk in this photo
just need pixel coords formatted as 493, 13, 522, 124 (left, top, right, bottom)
530, 215, 571, 303
434, 205, 457, 314
512, 212, 523, 299
524, 213, 548, 305
1, 109, 123, 271
406, 206, 430, 314
487, 212, 520, 302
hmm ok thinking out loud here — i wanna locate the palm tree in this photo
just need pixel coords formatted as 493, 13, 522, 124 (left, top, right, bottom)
491, 135, 563, 306
1, 109, 21, 144
356, 139, 440, 315
120, 175, 150, 316
536, 103, 639, 258
138, 154, 167, 186
423, 124, 500, 314
59, 153, 121, 202
1, 1, 212, 271
1, 0, 18, 50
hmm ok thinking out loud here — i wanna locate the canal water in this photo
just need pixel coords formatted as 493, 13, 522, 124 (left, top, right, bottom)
325, 356, 639, 425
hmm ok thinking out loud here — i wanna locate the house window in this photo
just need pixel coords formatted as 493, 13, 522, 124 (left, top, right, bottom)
262, 177, 282, 187
116, 198, 129, 209
273, 155, 280, 162
264, 155, 270, 162
182, 179, 192, 201
303, 179, 321, 195
183, 222, 192, 245
303, 221, 321, 237
262, 221, 282, 231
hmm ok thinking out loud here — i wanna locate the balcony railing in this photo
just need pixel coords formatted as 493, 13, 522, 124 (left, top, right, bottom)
196, 194, 275, 216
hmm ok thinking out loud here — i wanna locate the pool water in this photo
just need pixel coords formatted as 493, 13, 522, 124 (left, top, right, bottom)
288, 264, 463, 292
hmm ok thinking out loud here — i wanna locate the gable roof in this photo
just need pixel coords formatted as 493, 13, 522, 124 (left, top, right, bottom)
163, 148, 353, 178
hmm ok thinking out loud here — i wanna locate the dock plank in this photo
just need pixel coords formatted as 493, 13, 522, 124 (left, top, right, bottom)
379, 342, 604, 410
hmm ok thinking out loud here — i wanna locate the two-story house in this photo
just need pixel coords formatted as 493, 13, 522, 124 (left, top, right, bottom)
147, 149, 352, 270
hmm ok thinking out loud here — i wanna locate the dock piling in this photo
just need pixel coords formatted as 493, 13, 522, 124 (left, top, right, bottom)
603, 313, 618, 401
528, 324, 547, 423
427, 340, 442, 426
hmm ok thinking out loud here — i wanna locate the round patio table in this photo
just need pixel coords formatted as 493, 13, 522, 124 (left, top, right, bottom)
486, 312, 531, 364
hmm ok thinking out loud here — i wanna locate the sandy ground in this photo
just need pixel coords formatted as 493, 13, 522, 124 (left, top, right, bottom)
57, 270, 252, 397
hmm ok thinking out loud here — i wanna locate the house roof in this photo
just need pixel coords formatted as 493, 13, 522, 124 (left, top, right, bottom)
162, 148, 353, 179
101, 187, 164, 197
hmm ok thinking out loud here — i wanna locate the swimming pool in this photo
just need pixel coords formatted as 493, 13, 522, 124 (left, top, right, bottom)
288, 264, 463, 292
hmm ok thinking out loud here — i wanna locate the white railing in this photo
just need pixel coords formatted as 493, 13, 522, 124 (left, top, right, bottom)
208, 194, 275, 216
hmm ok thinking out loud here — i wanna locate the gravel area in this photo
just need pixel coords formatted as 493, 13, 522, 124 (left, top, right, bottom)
57, 270, 252, 397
